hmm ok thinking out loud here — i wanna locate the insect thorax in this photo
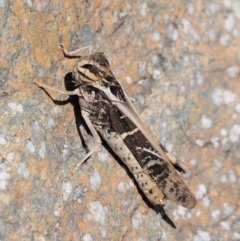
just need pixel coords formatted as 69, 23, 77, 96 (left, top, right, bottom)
72, 52, 111, 85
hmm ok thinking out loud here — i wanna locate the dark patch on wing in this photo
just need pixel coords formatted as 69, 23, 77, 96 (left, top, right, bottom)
108, 105, 196, 208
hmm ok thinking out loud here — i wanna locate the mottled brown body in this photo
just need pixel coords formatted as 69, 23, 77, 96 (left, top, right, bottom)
73, 51, 196, 209
35, 48, 196, 209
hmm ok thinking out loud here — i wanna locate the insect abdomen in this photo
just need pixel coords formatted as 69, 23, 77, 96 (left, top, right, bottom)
99, 127, 166, 205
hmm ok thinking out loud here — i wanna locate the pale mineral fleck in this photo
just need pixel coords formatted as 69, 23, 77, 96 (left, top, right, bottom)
38, 235, 45, 241
0, 0, 5, 8
233, 0, 240, 18
128, 180, 134, 188
233, 233, 240, 240
208, 3, 220, 13
54, 200, 62, 216
196, 139, 204, 147
0, 136, 7, 146
88, 201, 108, 225
193, 236, 202, 241
36, 0, 48, 12
82, 233, 93, 241
197, 230, 211, 241
196, 72, 204, 85
165, 143, 173, 152
32, 121, 40, 135
190, 159, 197, 165
221, 137, 228, 145
17, 162, 30, 179
62, 144, 68, 156
223, 90, 236, 104
26, 140, 36, 154
233, 29, 239, 37
207, 29, 216, 41
220, 175, 227, 183
181, 86, 186, 92
228, 169, 237, 183
223, 203, 233, 215
173, 205, 192, 221
219, 34, 230, 46
212, 88, 236, 106
73, 186, 87, 203
223, 0, 232, 8
186, 211, 192, 219
6, 152, 14, 162
39, 142, 46, 158
229, 124, 240, 142
187, 3, 194, 14
224, 13, 235, 31
201, 115, 212, 128
8, 102, 23, 116
117, 181, 126, 193
0, 163, 10, 190
138, 61, 147, 75
192, 29, 201, 41
153, 69, 161, 79
196, 184, 207, 200
126, 76, 132, 84
62, 180, 72, 201
177, 206, 186, 218
213, 159, 222, 171
152, 55, 160, 65
137, 94, 145, 105
139, 2, 147, 17
235, 103, 240, 113
53, 106, 62, 115
232, 113, 238, 119
182, 18, 191, 34
138, 238, 148, 241
203, 197, 210, 207
212, 88, 223, 106
220, 221, 231, 230
48, 117, 56, 127
100, 228, 106, 238
151, 31, 160, 42
211, 209, 221, 220
66, 13, 71, 22
90, 171, 101, 192
38, 67, 44, 77
211, 137, 219, 148
220, 128, 227, 136
131, 210, 142, 229
164, 108, 171, 116
98, 151, 108, 162
166, 22, 178, 41
226, 65, 239, 78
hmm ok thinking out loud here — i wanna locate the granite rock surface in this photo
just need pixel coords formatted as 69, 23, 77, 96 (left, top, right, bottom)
1, 0, 240, 240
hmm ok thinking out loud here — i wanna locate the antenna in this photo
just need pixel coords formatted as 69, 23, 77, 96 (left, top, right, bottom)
95, 21, 125, 53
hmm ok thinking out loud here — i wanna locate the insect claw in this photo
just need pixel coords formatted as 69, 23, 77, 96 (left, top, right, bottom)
60, 44, 69, 56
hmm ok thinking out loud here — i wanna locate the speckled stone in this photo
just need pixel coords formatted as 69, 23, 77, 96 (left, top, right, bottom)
1, 0, 240, 240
